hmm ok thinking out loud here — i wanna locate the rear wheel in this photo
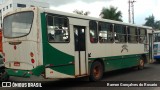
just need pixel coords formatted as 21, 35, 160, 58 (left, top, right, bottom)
138, 59, 144, 70
0, 72, 9, 81
89, 61, 103, 81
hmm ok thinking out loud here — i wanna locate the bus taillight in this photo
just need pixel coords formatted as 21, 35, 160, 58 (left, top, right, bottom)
30, 52, 34, 57
31, 59, 35, 64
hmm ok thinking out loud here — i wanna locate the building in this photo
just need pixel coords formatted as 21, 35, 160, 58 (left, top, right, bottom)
0, 0, 49, 28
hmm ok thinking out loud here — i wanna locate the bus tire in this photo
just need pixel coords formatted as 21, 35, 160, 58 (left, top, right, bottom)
138, 58, 144, 70
0, 72, 9, 81
89, 61, 103, 81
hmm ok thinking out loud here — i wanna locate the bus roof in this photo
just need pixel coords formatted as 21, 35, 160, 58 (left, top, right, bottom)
153, 30, 160, 33
42, 8, 152, 29
4, 7, 153, 30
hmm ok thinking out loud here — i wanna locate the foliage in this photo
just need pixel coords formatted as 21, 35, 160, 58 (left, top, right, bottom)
100, 6, 123, 21
144, 15, 160, 30
73, 9, 90, 16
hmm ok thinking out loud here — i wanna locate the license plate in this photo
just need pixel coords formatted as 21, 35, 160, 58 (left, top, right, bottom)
14, 62, 20, 66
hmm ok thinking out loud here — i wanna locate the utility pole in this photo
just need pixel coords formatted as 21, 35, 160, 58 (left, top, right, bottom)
128, 0, 131, 23
131, 0, 136, 24
128, 0, 136, 24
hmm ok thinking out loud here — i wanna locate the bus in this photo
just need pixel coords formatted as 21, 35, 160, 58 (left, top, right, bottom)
2, 7, 153, 81
153, 30, 160, 62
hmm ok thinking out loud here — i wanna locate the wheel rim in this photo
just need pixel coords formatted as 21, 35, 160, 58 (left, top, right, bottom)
93, 64, 101, 79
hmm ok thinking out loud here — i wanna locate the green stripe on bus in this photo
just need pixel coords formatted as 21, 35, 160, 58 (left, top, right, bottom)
6, 65, 45, 77
49, 64, 75, 75
41, 13, 75, 75
6, 69, 31, 77
89, 54, 145, 61
89, 54, 147, 72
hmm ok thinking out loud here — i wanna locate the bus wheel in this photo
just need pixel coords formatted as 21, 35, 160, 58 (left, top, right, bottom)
138, 59, 144, 70
0, 72, 9, 81
89, 61, 103, 81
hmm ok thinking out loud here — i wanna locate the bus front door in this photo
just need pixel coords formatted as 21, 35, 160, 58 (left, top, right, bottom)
149, 34, 153, 63
74, 26, 87, 76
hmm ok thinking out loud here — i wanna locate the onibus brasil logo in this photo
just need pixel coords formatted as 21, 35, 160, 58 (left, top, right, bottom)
2, 82, 42, 87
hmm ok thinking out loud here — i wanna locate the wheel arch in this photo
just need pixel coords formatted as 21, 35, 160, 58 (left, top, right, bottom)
141, 54, 147, 63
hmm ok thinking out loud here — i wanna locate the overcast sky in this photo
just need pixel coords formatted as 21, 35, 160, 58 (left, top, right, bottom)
37, 0, 160, 25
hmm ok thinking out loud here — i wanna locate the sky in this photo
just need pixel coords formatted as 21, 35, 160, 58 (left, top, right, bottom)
38, 0, 160, 25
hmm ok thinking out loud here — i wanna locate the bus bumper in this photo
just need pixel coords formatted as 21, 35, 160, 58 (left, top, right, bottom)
6, 65, 45, 78
6, 69, 32, 77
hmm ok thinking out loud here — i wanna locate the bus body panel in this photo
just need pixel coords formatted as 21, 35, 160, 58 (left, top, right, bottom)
4, 41, 38, 70
43, 16, 89, 78
41, 13, 76, 78
88, 42, 148, 71
3, 8, 44, 77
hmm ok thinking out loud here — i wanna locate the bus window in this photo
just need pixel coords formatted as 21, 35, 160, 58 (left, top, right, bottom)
154, 33, 160, 42
3, 11, 34, 38
98, 22, 113, 43
114, 24, 127, 43
139, 28, 147, 43
128, 27, 138, 43
47, 15, 69, 42
89, 21, 98, 43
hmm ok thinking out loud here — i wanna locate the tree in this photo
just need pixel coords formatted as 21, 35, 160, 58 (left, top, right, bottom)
144, 15, 155, 28
155, 21, 160, 30
144, 15, 160, 30
100, 6, 123, 21
73, 9, 90, 16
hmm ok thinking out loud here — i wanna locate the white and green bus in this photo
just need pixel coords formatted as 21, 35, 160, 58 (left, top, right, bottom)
3, 7, 153, 81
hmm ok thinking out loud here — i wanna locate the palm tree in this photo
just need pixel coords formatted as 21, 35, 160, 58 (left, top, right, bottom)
144, 15, 160, 29
73, 9, 90, 16
144, 15, 155, 28
100, 6, 123, 21
155, 21, 160, 30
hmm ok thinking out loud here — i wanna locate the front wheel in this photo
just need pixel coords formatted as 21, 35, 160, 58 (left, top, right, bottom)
89, 61, 103, 81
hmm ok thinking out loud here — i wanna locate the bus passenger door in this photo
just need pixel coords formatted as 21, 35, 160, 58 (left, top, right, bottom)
74, 26, 87, 76
149, 34, 153, 63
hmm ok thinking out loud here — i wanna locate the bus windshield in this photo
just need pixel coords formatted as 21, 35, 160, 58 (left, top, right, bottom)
3, 11, 34, 38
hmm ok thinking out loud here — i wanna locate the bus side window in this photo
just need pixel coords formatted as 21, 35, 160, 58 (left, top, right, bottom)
128, 26, 138, 43
47, 16, 55, 41
47, 15, 69, 42
139, 28, 147, 43
114, 24, 127, 43
98, 22, 113, 43
89, 21, 98, 43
